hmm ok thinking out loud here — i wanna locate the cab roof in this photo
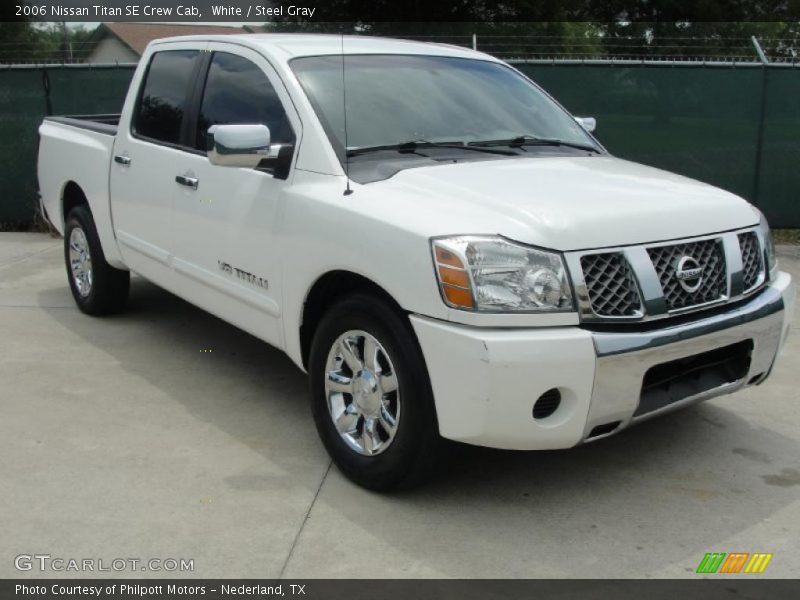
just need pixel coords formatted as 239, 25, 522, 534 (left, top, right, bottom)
150, 33, 499, 63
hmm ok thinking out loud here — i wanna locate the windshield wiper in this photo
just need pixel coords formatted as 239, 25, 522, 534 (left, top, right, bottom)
469, 135, 599, 153
347, 140, 517, 157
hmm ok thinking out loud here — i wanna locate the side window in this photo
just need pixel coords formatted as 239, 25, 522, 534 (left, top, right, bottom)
196, 52, 294, 150
134, 50, 199, 145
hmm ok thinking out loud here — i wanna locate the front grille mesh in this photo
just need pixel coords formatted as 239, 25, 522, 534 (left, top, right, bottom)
738, 232, 764, 292
580, 253, 642, 316
578, 230, 762, 321
647, 239, 727, 311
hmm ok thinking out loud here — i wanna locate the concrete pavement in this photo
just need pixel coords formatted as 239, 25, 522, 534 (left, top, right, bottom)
1, 233, 798, 578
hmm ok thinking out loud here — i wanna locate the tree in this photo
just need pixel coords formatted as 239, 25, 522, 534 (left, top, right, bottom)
0, 23, 41, 64
0, 23, 96, 64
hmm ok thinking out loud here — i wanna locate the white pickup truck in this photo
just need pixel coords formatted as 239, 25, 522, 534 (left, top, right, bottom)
38, 34, 795, 490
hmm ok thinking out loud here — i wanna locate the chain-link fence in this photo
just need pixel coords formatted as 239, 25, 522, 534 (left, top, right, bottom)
398, 33, 800, 64
1, 57, 798, 227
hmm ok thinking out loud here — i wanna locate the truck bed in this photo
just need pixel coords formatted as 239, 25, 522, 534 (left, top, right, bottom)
43, 114, 120, 136
37, 114, 121, 261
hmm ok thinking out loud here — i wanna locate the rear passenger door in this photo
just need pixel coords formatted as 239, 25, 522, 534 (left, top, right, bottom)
170, 45, 299, 347
111, 45, 203, 280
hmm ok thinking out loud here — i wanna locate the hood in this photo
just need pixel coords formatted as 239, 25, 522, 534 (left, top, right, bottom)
369, 155, 759, 251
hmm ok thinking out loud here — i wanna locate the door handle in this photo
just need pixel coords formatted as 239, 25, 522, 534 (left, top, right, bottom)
114, 155, 131, 166
175, 174, 199, 190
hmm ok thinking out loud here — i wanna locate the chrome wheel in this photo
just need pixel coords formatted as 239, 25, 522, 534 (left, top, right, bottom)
68, 227, 92, 298
324, 329, 401, 456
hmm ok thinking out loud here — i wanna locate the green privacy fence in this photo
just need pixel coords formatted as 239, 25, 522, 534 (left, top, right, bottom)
0, 61, 798, 226
758, 67, 800, 227
0, 64, 135, 225
516, 61, 800, 227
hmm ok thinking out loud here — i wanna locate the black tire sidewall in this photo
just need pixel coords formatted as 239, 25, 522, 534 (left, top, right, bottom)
64, 206, 98, 311
64, 205, 127, 315
309, 294, 439, 491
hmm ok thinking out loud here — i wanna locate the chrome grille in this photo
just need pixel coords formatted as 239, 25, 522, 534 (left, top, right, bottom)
580, 253, 642, 317
738, 232, 764, 292
647, 239, 727, 311
570, 229, 765, 323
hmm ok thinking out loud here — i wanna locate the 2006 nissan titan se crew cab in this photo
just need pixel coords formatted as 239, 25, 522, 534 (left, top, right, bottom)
38, 34, 795, 490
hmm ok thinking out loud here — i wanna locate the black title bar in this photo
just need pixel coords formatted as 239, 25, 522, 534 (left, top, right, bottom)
3, 0, 800, 23
5, 579, 800, 600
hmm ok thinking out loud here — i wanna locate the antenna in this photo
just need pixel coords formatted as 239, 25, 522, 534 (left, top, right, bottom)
341, 33, 353, 196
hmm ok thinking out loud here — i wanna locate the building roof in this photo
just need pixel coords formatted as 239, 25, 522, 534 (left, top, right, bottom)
94, 23, 255, 56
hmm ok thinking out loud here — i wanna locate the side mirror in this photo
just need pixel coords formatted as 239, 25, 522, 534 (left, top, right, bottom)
207, 124, 271, 168
575, 116, 597, 133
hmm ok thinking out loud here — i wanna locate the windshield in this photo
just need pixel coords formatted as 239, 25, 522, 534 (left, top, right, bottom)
290, 54, 599, 156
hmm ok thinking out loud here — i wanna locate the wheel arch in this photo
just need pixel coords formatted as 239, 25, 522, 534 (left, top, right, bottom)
59, 179, 126, 269
61, 180, 89, 226
299, 270, 408, 371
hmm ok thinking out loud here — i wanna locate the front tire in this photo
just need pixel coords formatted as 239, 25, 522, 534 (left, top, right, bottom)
64, 205, 129, 315
309, 293, 441, 491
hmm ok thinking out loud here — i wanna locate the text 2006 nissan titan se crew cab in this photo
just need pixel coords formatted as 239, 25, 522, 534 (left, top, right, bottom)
38, 35, 795, 490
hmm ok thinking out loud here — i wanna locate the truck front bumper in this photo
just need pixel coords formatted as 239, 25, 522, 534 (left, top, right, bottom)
410, 271, 795, 450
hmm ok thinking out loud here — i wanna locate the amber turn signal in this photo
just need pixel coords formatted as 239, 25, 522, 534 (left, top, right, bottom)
442, 284, 474, 309
434, 246, 464, 269
433, 242, 474, 309
438, 266, 470, 288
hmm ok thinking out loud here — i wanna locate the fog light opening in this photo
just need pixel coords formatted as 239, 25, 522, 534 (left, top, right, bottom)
533, 388, 562, 420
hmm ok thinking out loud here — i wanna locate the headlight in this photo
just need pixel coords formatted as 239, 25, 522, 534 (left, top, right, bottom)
432, 236, 574, 312
760, 219, 777, 279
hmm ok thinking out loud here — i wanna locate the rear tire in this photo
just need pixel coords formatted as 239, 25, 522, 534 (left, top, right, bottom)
309, 293, 441, 491
64, 205, 129, 315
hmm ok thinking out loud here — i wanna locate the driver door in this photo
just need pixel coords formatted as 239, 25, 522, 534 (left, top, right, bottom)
170, 46, 299, 347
